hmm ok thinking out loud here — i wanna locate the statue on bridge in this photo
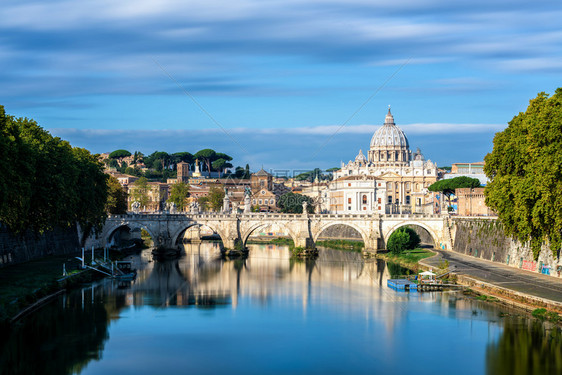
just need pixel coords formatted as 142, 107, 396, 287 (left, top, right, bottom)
132, 201, 141, 214
302, 200, 308, 215
244, 186, 252, 213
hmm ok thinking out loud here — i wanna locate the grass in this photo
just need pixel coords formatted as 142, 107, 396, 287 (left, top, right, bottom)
316, 239, 364, 252
384, 248, 435, 264
532, 308, 562, 323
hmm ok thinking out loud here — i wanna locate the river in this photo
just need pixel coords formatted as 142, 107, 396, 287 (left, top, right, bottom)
1, 243, 560, 375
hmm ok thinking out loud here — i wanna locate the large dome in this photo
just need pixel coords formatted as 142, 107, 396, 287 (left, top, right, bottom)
370, 108, 409, 148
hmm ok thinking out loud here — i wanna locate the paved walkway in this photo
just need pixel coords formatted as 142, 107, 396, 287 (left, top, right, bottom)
421, 249, 562, 304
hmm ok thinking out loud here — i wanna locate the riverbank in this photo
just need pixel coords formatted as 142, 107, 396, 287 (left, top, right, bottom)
421, 249, 562, 318
0, 248, 129, 326
375, 248, 436, 272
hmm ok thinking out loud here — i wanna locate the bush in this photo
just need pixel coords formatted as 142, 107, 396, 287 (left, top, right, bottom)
387, 227, 421, 254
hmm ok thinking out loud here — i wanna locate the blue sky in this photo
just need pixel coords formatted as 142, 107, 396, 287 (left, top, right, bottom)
1, 0, 562, 171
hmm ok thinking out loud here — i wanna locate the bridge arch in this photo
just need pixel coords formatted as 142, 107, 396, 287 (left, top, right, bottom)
104, 222, 157, 248
312, 222, 369, 245
170, 222, 226, 246
241, 222, 297, 247
383, 221, 439, 249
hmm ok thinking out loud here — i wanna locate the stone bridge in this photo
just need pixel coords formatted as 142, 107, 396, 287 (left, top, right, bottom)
99, 212, 453, 252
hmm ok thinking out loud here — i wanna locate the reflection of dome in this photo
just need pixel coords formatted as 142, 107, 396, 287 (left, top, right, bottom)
370, 108, 409, 148
354, 149, 367, 164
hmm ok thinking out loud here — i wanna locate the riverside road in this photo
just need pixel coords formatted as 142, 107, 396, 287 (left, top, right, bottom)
422, 249, 562, 304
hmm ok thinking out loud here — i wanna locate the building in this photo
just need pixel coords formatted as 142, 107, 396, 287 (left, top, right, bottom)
333, 108, 438, 214
456, 188, 495, 216
177, 161, 190, 183
445, 161, 488, 186
327, 175, 386, 214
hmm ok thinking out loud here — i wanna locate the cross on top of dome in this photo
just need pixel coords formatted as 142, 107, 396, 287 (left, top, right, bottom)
384, 106, 395, 126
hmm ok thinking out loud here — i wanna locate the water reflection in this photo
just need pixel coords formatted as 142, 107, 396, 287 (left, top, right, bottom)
0, 243, 560, 375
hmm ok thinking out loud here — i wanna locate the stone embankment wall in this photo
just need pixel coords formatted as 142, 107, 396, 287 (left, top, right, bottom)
0, 224, 80, 267
452, 218, 562, 278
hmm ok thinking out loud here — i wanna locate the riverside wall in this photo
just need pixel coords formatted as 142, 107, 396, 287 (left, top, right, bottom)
452, 217, 562, 278
0, 224, 80, 267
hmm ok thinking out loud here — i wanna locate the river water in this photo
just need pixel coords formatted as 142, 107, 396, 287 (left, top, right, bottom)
1, 243, 561, 375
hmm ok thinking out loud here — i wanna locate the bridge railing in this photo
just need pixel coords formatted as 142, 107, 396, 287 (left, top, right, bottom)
108, 212, 450, 220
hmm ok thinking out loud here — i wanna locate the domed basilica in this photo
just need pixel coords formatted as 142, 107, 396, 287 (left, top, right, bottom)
330, 108, 438, 214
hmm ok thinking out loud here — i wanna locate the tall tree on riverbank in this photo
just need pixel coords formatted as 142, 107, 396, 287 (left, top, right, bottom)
484, 88, 562, 259
131, 177, 150, 209
0, 105, 108, 237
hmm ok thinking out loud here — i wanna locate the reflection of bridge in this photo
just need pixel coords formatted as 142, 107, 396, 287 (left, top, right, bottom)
100, 213, 452, 252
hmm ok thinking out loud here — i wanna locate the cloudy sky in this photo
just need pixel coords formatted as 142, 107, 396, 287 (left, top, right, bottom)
2, 0, 561, 172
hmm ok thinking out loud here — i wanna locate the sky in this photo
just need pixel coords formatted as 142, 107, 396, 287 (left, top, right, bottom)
1, 0, 562, 172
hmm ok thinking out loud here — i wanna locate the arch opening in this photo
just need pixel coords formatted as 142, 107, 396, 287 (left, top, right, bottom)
174, 224, 224, 245
107, 224, 155, 249
314, 223, 366, 251
243, 223, 295, 248
385, 223, 437, 250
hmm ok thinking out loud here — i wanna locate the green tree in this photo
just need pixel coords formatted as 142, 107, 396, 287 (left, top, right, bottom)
106, 175, 128, 214
207, 186, 225, 211
277, 192, 314, 214
108, 149, 131, 159
428, 176, 480, 208
171, 152, 194, 168
387, 229, 410, 255
198, 186, 224, 211
387, 227, 420, 254
212, 158, 227, 178
168, 182, 190, 211
0, 106, 108, 241
243, 164, 251, 179
194, 149, 217, 177
484, 88, 562, 259
131, 177, 150, 209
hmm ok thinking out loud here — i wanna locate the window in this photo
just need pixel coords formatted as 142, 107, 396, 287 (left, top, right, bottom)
378, 206, 381, 210
259, 199, 262, 205
378, 198, 381, 204
260, 180, 265, 187
406, 196, 410, 204
252, 199, 256, 204
405, 182, 410, 190
395, 151, 398, 160
348, 197, 352, 204
348, 206, 351, 211
363, 207, 366, 210
362, 195, 367, 204
388, 196, 392, 204
348, 183, 351, 187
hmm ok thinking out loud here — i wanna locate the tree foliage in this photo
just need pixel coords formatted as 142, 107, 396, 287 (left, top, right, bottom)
428, 176, 481, 206
387, 227, 421, 254
108, 149, 131, 159
194, 149, 216, 177
168, 182, 190, 211
198, 186, 224, 211
277, 192, 314, 214
131, 177, 150, 209
105, 176, 128, 214
0, 106, 108, 239
484, 88, 562, 259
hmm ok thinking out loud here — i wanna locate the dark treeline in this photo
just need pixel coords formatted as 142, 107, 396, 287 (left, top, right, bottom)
0, 106, 108, 239
106, 148, 251, 181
